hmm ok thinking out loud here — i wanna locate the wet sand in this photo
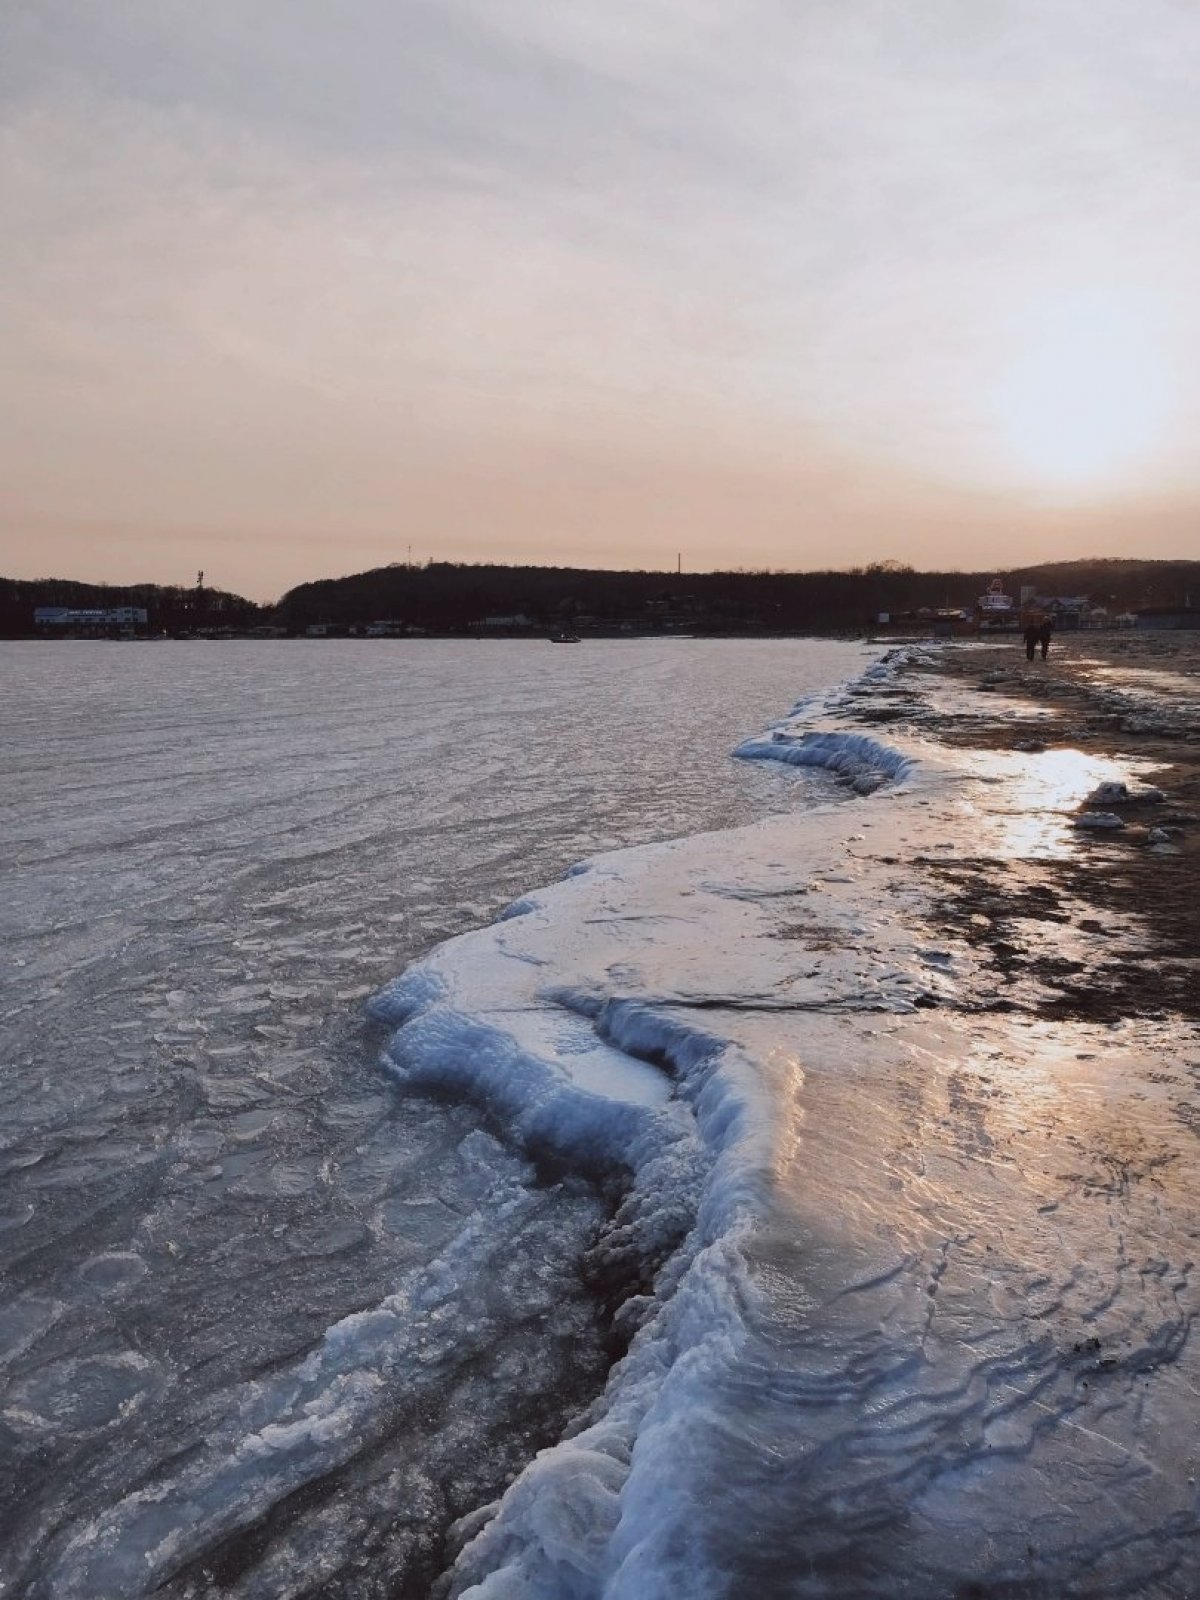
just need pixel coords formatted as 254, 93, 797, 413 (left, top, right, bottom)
904, 632, 1200, 1025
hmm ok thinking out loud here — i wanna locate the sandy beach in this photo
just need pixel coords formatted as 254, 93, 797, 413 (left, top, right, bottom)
899, 632, 1200, 1025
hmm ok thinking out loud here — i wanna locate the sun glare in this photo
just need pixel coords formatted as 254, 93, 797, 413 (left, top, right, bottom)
992, 292, 1171, 490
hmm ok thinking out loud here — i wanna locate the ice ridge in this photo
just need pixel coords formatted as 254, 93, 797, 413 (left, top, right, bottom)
354, 671, 932, 1597
731, 648, 930, 794
734, 726, 916, 793
362, 836, 822, 1600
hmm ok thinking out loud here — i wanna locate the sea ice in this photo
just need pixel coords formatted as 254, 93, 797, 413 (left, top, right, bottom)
2, 637, 873, 1599
364, 658, 1200, 1599
8, 638, 1199, 1598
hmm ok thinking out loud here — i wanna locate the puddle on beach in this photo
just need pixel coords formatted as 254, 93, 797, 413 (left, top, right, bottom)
957, 746, 1164, 859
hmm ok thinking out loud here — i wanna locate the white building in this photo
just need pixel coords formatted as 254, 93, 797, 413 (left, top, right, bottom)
35, 606, 148, 629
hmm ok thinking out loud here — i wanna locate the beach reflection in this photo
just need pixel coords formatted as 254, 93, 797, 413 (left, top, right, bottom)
1078, 662, 1200, 697
965, 1021, 1103, 1119
958, 746, 1161, 859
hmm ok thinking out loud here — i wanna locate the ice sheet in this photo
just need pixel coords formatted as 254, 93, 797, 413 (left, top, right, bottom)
0, 638, 871, 1598
362, 657, 1200, 1599
8, 638, 1200, 1597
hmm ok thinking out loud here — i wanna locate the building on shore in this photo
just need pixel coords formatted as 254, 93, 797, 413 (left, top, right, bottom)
975, 577, 1018, 631
476, 613, 535, 632
34, 606, 148, 635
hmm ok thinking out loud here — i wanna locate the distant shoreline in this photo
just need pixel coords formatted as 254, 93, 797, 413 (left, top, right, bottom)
6, 556, 1200, 641
0, 627, 869, 643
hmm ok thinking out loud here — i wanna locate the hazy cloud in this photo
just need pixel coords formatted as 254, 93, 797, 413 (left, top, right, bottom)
3, 1, 1199, 596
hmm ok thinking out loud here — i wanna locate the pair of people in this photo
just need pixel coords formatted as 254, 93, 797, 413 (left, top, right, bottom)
1023, 620, 1053, 661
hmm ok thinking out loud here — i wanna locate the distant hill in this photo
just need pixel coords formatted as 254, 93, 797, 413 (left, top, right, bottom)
6, 557, 1197, 637
0, 577, 263, 635
275, 557, 1200, 634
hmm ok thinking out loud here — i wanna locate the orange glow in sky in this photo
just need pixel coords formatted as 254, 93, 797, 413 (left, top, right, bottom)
3, 2, 1200, 598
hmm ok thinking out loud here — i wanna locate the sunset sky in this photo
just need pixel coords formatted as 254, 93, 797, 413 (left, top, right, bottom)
3, 1, 1199, 600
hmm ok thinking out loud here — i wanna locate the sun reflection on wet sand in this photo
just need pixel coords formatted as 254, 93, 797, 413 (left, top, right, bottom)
965, 1023, 1117, 1125
1076, 663, 1200, 697
955, 747, 1164, 859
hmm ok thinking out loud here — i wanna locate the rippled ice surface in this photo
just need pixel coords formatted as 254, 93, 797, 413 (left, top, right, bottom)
0, 637, 868, 1597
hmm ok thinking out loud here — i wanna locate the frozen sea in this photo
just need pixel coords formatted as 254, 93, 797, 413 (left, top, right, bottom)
0, 636, 870, 1598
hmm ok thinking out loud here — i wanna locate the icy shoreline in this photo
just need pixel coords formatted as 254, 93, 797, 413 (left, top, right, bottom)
364, 655, 950, 1598
11, 642, 877, 1600
369, 646, 1200, 1599
30, 641, 1200, 1598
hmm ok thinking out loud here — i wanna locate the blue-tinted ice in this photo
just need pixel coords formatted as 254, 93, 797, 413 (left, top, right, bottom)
0, 637, 861, 1597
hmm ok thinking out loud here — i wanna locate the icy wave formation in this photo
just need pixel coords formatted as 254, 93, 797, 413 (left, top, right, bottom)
734, 726, 915, 793
734, 647, 933, 793
360, 720, 941, 1599
367, 748, 937, 1599
370, 670, 1200, 1598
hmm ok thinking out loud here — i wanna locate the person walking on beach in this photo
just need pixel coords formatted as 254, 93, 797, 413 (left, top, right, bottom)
1023, 621, 1040, 662
1038, 620, 1053, 661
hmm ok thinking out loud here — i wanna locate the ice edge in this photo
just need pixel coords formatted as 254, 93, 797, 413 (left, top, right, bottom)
363, 656, 927, 1599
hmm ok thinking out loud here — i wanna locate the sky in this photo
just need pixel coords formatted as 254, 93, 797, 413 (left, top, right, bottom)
3, 1, 1199, 601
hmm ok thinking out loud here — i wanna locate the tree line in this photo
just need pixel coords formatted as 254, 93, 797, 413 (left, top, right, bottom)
0, 577, 261, 635
274, 558, 1200, 632
3, 558, 1198, 636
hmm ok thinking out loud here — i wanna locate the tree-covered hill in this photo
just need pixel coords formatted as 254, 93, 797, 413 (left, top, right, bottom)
5, 557, 1197, 636
0, 577, 262, 635
274, 557, 1200, 633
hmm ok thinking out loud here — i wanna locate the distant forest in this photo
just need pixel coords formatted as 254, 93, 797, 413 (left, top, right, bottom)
3, 558, 1199, 637
275, 558, 1200, 633
0, 577, 261, 636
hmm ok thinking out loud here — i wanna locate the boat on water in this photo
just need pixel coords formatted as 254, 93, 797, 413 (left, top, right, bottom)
549, 632, 582, 644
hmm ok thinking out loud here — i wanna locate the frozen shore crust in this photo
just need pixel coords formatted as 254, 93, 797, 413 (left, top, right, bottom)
368, 645, 1200, 1598
370, 756, 937, 1599
51, 644, 1197, 1599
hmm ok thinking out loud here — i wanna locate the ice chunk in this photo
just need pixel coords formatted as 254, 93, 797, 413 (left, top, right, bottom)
1085, 779, 1167, 807
1087, 780, 1131, 804
735, 728, 917, 792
